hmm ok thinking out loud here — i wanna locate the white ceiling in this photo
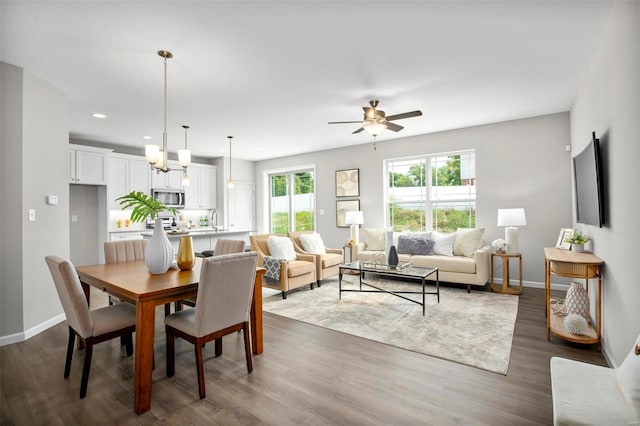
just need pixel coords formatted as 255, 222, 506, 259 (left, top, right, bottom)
1, 1, 612, 161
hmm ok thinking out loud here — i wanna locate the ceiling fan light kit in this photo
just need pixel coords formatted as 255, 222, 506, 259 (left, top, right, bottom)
328, 99, 423, 149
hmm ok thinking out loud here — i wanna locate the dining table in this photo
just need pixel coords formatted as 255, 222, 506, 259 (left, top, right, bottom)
75, 257, 266, 414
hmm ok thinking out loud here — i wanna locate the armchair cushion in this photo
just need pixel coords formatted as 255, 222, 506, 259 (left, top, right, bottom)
267, 236, 296, 261
299, 233, 326, 254
321, 252, 343, 269
286, 259, 315, 277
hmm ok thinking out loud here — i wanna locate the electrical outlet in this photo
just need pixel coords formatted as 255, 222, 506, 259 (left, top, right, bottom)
28, 209, 36, 221
71, 215, 78, 222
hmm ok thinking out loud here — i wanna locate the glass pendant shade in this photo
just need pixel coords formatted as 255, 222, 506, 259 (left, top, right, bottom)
363, 120, 387, 136
182, 174, 190, 187
145, 144, 159, 164
178, 149, 191, 167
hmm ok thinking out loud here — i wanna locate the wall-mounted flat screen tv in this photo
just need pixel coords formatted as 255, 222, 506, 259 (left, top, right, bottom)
573, 131, 604, 227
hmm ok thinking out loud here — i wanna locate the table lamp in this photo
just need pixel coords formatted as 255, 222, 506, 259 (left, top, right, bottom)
497, 208, 527, 253
344, 211, 364, 245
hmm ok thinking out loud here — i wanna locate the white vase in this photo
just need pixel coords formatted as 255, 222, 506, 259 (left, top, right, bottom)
145, 218, 174, 274
565, 281, 589, 320
571, 244, 584, 253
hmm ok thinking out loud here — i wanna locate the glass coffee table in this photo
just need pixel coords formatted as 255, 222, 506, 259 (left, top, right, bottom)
339, 261, 439, 316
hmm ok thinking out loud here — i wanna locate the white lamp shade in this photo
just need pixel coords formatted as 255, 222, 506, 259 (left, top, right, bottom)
497, 208, 527, 226
178, 149, 191, 167
145, 144, 160, 164
344, 210, 364, 225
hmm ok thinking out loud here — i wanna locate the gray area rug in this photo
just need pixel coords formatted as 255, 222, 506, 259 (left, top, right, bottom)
263, 276, 519, 374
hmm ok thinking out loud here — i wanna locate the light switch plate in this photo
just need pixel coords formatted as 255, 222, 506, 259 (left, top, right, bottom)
28, 209, 36, 221
46, 195, 58, 205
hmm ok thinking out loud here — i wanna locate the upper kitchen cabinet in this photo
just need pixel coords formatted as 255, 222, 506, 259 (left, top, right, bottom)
151, 160, 183, 189
108, 154, 151, 208
185, 164, 217, 209
69, 144, 112, 185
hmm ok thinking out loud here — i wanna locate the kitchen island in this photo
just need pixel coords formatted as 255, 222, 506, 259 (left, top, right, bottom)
111, 228, 253, 254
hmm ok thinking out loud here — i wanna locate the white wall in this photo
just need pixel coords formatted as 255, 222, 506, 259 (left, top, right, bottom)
255, 112, 572, 284
0, 62, 70, 341
570, 0, 639, 365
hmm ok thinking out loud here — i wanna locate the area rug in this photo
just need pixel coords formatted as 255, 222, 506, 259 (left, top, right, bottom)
263, 276, 519, 375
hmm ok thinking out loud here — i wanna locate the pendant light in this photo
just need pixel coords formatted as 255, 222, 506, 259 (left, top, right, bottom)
180, 125, 191, 186
227, 136, 234, 189
144, 50, 191, 177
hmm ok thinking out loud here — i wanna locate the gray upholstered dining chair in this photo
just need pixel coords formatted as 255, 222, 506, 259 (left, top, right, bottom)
45, 255, 136, 399
164, 251, 258, 399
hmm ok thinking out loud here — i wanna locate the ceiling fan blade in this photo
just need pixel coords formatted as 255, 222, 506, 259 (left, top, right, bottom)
328, 121, 363, 124
352, 127, 365, 134
386, 122, 404, 132
386, 110, 423, 121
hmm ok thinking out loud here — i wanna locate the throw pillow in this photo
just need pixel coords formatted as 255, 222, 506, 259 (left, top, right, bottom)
299, 233, 326, 254
432, 231, 456, 256
267, 236, 296, 261
453, 228, 485, 257
397, 235, 434, 256
362, 228, 386, 251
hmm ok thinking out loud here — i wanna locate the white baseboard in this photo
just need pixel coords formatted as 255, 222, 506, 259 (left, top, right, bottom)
0, 313, 66, 347
492, 278, 570, 291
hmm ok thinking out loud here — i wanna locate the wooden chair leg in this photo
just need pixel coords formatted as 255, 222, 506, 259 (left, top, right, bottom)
243, 322, 253, 374
79, 341, 93, 399
124, 333, 133, 357
164, 303, 171, 316
214, 338, 222, 357
165, 326, 175, 377
64, 326, 75, 378
194, 338, 206, 399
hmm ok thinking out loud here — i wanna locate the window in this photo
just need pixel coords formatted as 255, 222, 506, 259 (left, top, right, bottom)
385, 151, 476, 232
269, 169, 315, 233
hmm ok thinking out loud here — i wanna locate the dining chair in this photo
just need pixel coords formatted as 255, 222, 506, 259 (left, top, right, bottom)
45, 255, 136, 399
164, 251, 258, 399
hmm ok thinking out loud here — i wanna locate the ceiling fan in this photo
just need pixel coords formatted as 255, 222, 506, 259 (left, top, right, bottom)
328, 99, 423, 135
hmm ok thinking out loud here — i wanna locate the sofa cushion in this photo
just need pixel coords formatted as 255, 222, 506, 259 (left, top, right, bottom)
363, 228, 386, 251
299, 232, 326, 254
411, 254, 476, 274
432, 231, 456, 256
453, 228, 485, 257
397, 235, 434, 256
286, 259, 315, 277
321, 252, 343, 268
267, 236, 296, 261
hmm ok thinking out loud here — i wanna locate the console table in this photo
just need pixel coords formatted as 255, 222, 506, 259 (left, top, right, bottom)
544, 247, 604, 348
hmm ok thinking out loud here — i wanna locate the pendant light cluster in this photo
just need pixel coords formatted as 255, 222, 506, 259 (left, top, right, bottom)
145, 50, 191, 186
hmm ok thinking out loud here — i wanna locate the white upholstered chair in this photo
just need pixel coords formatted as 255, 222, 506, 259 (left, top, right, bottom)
164, 251, 258, 399
45, 255, 136, 399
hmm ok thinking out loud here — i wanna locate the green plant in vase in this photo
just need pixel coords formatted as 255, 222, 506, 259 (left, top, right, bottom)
116, 191, 177, 222
564, 231, 590, 253
116, 191, 177, 274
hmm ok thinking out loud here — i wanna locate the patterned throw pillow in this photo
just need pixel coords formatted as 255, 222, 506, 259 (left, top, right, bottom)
397, 235, 435, 256
267, 236, 296, 261
299, 233, 326, 254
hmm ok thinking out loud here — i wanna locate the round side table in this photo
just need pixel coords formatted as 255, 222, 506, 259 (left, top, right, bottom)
490, 252, 523, 295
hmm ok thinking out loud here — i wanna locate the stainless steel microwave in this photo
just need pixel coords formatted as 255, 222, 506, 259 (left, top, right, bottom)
151, 188, 185, 209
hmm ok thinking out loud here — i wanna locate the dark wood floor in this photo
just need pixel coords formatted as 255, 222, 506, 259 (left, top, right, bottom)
1, 284, 605, 425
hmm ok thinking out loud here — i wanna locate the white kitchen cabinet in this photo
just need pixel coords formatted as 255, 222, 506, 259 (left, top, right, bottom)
151, 160, 183, 189
109, 232, 144, 241
69, 144, 112, 185
108, 154, 151, 208
185, 164, 217, 209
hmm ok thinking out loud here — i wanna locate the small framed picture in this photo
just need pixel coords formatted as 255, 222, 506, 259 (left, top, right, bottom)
556, 228, 575, 250
336, 199, 360, 227
336, 168, 360, 197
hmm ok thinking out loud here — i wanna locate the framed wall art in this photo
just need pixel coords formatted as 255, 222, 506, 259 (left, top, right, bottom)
336, 199, 360, 227
555, 228, 575, 250
335, 168, 360, 197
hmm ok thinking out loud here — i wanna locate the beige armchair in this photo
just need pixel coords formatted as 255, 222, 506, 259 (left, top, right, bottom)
250, 234, 316, 299
289, 231, 343, 287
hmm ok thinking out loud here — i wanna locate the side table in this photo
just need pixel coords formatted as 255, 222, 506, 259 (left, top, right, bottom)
490, 252, 523, 295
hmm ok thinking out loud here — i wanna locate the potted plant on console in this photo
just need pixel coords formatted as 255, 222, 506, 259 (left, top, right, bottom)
564, 231, 591, 253
117, 191, 177, 274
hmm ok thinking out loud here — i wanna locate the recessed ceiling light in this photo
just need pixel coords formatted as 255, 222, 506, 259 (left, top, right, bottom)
143, 136, 153, 140
91, 113, 107, 119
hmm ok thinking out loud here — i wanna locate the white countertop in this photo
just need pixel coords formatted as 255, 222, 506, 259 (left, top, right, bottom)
138, 228, 254, 238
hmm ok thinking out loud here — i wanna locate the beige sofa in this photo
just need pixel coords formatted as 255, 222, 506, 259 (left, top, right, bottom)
352, 229, 490, 292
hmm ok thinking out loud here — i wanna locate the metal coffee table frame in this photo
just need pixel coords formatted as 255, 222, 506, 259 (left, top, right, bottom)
339, 261, 439, 316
